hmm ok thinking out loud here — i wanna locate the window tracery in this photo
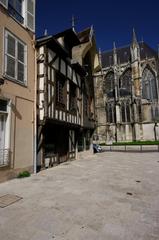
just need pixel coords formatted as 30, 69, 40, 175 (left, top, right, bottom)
106, 103, 115, 123
105, 72, 115, 97
120, 101, 131, 123
119, 69, 132, 96
142, 67, 158, 101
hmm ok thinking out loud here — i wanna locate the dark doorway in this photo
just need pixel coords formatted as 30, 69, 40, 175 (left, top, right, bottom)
43, 123, 69, 164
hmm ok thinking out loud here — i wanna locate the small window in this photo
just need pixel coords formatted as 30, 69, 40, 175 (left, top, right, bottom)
55, 72, 66, 108
0, 0, 8, 8
69, 82, 77, 113
0, 100, 8, 112
84, 95, 88, 116
26, 0, 35, 31
0, 0, 35, 32
5, 30, 27, 84
8, 0, 24, 24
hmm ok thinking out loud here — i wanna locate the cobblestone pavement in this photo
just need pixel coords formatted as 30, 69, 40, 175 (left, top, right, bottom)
0, 151, 159, 240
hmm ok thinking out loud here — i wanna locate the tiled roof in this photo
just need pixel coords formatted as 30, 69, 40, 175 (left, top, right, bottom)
102, 42, 158, 68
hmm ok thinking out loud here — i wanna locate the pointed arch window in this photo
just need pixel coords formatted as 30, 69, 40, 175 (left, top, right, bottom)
142, 68, 158, 101
105, 72, 115, 97
151, 105, 159, 121
119, 68, 132, 96
106, 103, 115, 123
121, 101, 131, 123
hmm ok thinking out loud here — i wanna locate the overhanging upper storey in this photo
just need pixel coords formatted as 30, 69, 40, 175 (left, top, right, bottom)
36, 35, 69, 60
54, 28, 80, 57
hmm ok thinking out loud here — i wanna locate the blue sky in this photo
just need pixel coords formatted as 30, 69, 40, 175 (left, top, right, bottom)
36, 0, 159, 52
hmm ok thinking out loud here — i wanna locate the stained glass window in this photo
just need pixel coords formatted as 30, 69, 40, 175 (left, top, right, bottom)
142, 68, 158, 101
105, 72, 115, 96
119, 68, 132, 96
106, 103, 115, 123
120, 101, 131, 123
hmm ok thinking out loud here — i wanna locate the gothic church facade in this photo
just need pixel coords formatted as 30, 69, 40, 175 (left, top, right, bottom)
94, 31, 159, 143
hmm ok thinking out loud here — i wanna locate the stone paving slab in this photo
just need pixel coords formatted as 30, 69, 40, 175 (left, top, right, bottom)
0, 152, 159, 240
0, 194, 22, 208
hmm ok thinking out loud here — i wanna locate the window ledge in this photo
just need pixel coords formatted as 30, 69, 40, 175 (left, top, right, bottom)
0, 164, 10, 169
3, 75, 27, 88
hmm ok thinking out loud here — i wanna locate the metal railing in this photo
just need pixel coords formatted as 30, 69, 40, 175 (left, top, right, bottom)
102, 145, 159, 152
0, 149, 10, 167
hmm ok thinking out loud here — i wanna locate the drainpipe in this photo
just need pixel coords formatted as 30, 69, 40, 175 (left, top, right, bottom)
33, 36, 37, 174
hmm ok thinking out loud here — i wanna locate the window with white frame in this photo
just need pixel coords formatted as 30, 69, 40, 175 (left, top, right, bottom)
4, 30, 27, 84
26, 0, 35, 31
0, 99, 10, 166
0, 0, 8, 8
8, 0, 24, 24
0, 0, 35, 32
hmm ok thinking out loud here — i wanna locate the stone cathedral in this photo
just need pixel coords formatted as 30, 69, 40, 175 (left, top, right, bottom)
94, 31, 159, 143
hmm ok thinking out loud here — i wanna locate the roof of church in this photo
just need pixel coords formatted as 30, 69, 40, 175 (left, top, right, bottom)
102, 42, 158, 68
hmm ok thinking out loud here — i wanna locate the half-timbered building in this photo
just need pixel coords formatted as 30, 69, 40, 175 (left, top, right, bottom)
36, 27, 100, 169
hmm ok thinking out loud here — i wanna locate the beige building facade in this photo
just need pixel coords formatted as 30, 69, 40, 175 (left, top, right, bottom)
0, 0, 36, 182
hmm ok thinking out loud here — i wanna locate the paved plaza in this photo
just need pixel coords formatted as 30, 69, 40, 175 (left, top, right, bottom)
0, 151, 159, 240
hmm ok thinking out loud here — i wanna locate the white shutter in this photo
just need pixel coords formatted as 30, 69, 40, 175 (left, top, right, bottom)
26, 0, 35, 32
0, 0, 8, 8
7, 34, 16, 57
5, 31, 16, 79
0, 115, 6, 153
